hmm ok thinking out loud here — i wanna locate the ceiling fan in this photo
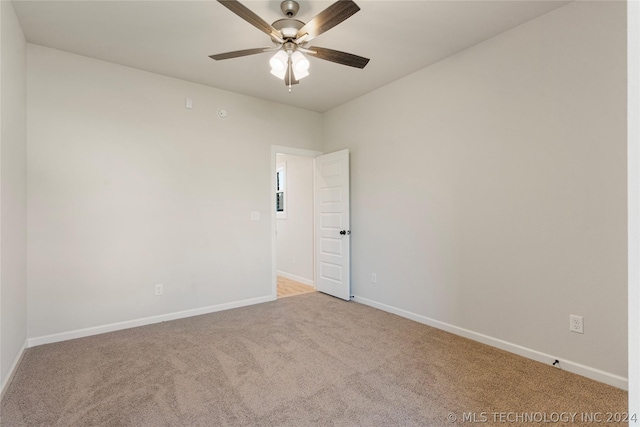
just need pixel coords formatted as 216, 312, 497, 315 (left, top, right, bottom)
209, 0, 370, 91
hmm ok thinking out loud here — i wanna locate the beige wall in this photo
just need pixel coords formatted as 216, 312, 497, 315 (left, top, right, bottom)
0, 0, 28, 390
26, 45, 323, 340
324, 1, 627, 383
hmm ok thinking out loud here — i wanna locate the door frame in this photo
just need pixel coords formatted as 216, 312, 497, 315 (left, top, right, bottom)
271, 145, 323, 299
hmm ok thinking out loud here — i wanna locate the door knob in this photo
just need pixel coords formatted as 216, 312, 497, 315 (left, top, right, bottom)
339, 230, 351, 235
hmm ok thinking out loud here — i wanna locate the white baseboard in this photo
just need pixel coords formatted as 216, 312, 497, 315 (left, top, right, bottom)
28, 295, 275, 347
353, 295, 628, 390
1, 339, 28, 398
276, 270, 315, 287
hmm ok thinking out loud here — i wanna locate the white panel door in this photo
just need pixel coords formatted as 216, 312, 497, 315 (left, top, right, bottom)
314, 149, 350, 300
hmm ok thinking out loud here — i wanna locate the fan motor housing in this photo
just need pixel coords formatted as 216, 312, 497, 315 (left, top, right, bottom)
272, 18, 304, 41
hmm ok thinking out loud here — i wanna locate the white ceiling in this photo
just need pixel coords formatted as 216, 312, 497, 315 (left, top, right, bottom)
12, 0, 570, 112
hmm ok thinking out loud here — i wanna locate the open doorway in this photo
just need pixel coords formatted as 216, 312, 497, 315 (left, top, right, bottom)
271, 146, 322, 299
271, 146, 352, 301
275, 153, 315, 298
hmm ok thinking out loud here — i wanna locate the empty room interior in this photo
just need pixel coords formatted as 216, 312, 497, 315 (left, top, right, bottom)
1, 0, 639, 425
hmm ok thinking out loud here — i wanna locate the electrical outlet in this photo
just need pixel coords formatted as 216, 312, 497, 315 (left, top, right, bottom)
292, 256, 296, 265
570, 315, 583, 334
155, 284, 163, 296
371, 273, 377, 284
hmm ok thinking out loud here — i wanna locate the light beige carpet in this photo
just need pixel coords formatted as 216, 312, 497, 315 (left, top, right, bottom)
1, 293, 627, 426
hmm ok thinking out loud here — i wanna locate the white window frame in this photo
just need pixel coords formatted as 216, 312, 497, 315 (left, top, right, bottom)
276, 162, 287, 219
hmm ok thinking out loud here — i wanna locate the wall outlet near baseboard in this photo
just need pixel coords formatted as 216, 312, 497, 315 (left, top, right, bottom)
155, 284, 164, 296
371, 273, 377, 284
570, 314, 583, 334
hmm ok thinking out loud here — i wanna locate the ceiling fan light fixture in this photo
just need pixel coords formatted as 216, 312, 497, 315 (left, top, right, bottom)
291, 51, 309, 80
269, 50, 288, 79
293, 68, 309, 80
270, 67, 287, 80
211, 0, 369, 90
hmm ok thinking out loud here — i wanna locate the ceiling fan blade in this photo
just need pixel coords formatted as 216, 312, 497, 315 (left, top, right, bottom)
218, 0, 283, 43
295, 0, 360, 43
209, 47, 273, 61
306, 46, 369, 69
